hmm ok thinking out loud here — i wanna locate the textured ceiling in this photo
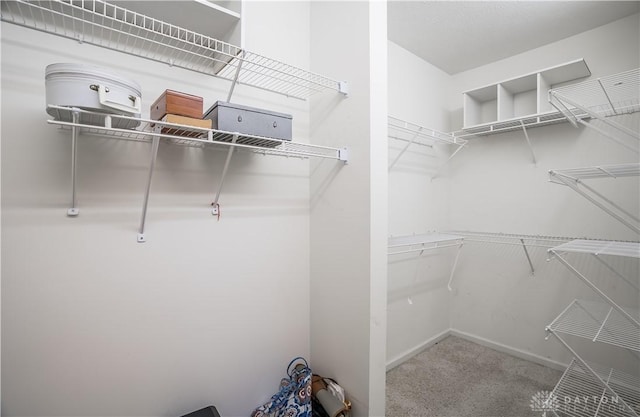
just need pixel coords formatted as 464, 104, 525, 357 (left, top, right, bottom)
388, 1, 640, 75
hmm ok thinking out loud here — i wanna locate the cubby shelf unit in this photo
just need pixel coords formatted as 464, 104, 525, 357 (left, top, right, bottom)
388, 233, 464, 291
459, 59, 591, 137
548, 163, 640, 234
48, 105, 348, 242
387, 116, 467, 177
0, 0, 348, 100
549, 68, 640, 154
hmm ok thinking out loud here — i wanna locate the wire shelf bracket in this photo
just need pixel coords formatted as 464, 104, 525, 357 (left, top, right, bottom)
387, 116, 467, 179
549, 68, 640, 154
548, 164, 640, 234
47, 105, 348, 241
0, 0, 348, 101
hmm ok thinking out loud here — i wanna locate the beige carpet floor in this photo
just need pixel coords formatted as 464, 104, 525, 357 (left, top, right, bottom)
386, 336, 562, 417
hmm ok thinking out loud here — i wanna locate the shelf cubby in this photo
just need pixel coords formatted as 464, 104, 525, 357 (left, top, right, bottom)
462, 58, 591, 135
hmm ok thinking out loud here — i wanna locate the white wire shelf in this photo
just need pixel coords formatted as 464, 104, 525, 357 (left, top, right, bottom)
0, 0, 346, 100
454, 110, 575, 138
549, 239, 640, 259
388, 232, 464, 291
547, 299, 640, 352
549, 68, 640, 154
550, 68, 640, 119
388, 116, 466, 147
447, 230, 577, 248
548, 164, 640, 234
546, 359, 640, 417
549, 164, 640, 183
388, 233, 464, 255
387, 116, 467, 176
47, 105, 348, 161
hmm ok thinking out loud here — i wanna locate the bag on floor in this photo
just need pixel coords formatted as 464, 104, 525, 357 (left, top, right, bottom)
251, 357, 312, 417
311, 375, 351, 417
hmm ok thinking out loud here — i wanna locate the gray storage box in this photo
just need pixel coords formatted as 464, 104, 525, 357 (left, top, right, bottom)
204, 101, 293, 144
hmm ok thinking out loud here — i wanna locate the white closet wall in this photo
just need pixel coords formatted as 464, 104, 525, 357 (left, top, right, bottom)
309, 2, 388, 415
1, 3, 315, 416
387, 41, 456, 366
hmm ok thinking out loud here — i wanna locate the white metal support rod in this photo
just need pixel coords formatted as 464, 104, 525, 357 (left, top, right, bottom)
388, 126, 422, 170
211, 134, 238, 216
592, 369, 614, 417
519, 121, 537, 165
67, 110, 80, 216
552, 92, 639, 139
226, 50, 245, 103
431, 143, 467, 180
577, 118, 640, 154
592, 253, 640, 292
447, 243, 464, 291
137, 135, 161, 243
552, 251, 640, 328
545, 331, 639, 417
578, 179, 640, 224
520, 239, 535, 275
597, 78, 618, 115
565, 177, 640, 233
549, 91, 580, 128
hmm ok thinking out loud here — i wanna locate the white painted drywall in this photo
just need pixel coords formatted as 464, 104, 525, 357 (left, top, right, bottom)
1, 2, 315, 416
309, 2, 388, 415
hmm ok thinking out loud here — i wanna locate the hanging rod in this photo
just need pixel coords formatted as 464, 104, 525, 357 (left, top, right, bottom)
0, 0, 348, 100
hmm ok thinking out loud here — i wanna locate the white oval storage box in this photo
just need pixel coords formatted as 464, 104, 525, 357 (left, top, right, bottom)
45, 63, 142, 129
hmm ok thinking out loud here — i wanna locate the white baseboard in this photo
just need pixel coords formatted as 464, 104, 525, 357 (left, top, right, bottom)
450, 328, 568, 372
385, 328, 568, 372
385, 329, 451, 371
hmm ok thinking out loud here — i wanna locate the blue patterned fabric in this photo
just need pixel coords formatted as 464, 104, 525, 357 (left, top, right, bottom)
251, 357, 312, 417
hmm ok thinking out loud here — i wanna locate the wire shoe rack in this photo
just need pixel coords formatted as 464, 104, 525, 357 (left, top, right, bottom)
543, 359, 640, 417
545, 237, 640, 417
0, 0, 347, 100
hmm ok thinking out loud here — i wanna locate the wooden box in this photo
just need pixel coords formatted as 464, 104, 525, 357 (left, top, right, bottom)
160, 114, 212, 137
150, 90, 203, 120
